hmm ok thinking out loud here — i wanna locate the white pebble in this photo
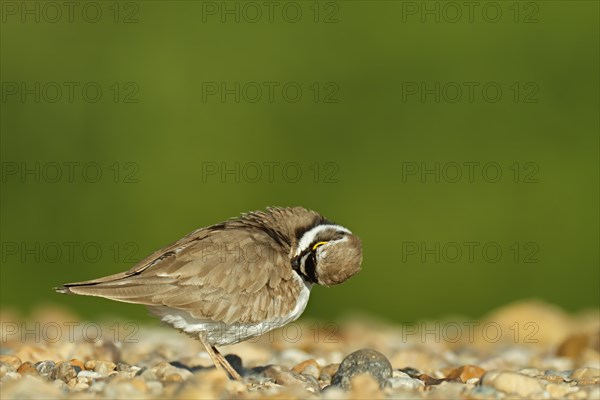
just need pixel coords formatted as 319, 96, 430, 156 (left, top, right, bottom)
78, 370, 103, 380
387, 377, 424, 390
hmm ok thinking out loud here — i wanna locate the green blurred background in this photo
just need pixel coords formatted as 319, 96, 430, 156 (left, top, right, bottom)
1, 1, 598, 324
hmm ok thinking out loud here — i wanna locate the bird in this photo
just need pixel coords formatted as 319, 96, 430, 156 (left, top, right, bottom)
55, 207, 363, 380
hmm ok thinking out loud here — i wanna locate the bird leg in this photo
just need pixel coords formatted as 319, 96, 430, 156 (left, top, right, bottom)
198, 334, 242, 381
212, 346, 242, 381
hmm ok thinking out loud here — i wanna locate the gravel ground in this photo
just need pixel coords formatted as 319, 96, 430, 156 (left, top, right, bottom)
1, 300, 598, 399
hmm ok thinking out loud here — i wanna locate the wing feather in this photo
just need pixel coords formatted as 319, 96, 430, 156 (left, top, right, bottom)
57, 223, 301, 324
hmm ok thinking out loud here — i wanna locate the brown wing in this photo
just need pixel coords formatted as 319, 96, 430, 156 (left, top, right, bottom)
57, 225, 301, 324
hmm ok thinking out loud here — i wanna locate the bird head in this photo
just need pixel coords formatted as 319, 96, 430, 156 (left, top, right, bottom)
292, 224, 362, 286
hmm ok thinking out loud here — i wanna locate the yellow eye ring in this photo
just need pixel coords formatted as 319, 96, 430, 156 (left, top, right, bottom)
312, 241, 328, 250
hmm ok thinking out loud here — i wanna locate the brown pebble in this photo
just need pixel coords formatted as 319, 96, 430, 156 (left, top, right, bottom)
17, 361, 37, 375
446, 365, 486, 382
557, 334, 589, 359
291, 359, 320, 378
70, 359, 85, 370
418, 373, 445, 386
0, 355, 22, 369
321, 363, 340, 377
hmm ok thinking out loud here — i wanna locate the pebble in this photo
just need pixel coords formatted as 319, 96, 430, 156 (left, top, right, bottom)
446, 364, 486, 382
545, 369, 573, 381
78, 370, 104, 380
274, 370, 318, 392
0, 355, 22, 369
292, 359, 320, 379
2, 301, 599, 399
116, 362, 131, 371
481, 370, 546, 397
150, 361, 193, 382
319, 363, 339, 382
114, 365, 142, 379
546, 382, 579, 397
392, 370, 411, 379
386, 376, 424, 390
70, 358, 85, 370
17, 361, 37, 375
94, 360, 117, 376
34, 360, 55, 379
140, 367, 158, 381
331, 349, 392, 390
51, 361, 77, 383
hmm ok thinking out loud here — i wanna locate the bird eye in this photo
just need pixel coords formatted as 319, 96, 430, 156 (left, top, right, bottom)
312, 241, 328, 251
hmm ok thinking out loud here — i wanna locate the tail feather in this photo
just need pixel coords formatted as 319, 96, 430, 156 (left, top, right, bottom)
54, 271, 175, 307
54, 285, 73, 295
54, 270, 136, 297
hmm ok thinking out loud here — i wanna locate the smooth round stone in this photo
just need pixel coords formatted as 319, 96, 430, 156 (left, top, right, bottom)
331, 349, 392, 389
481, 370, 546, 397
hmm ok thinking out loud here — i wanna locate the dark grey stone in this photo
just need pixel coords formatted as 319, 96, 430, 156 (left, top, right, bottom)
331, 348, 392, 389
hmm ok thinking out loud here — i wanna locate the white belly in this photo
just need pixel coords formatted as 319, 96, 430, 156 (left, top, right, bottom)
150, 281, 312, 346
